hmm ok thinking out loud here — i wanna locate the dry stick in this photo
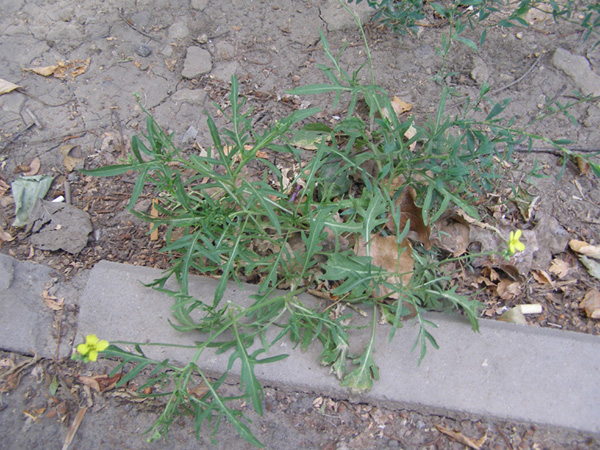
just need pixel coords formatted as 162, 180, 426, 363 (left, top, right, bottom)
0, 122, 35, 153
489, 53, 543, 96
118, 8, 162, 42
64, 180, 72, 205
55, 307, 64, 361
112, 110, 126, 159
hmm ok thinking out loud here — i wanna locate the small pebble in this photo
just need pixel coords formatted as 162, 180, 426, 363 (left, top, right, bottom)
135, 43, 152, 57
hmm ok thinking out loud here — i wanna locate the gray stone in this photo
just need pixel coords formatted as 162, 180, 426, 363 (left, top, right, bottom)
135, 43, 152, 57
0, 254, 15, 289
27, 199, 93, 254
212, 61, 240, 82
171, 88, 206, 105
77, 260, 600, 434
181, 125, 198, 144
168, 21, 190, 40
471, 56, 490, 85
181, 47, 212, 79
553, 47, 600, 97
0, 255, 55, 357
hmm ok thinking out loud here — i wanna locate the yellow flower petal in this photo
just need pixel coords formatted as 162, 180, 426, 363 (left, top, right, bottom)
96, 340, 109, 352
86, 334, 99, 346
88, 350, 99, 362
77, 343, 89, 355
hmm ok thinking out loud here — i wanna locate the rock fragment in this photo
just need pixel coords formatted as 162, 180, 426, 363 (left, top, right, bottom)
181, 47, 212, 79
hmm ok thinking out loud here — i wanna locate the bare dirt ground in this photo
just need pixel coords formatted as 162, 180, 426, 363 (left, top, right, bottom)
1, 0, 599, 449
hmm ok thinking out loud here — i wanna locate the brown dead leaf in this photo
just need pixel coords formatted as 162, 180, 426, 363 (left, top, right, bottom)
576, 156, 590, 176
496, 280, 521, 300
62, 406, 87, 450
432, 215, 470, 257
255, 150, 268, 159
25, 59, 90, 80
232, 25, 242, 31
187, 381, 209, 400
580, 290, 600, 319
70, 58, 90, 79
0, 227, 14, 242
23, 157, 41, 176
42, 290, 64, 311
387, 184, 431, 249
532, 270, 555, 287
497, 306, 527, 324
355, 235, 414, 299
0, 78, 21, 95
435, 424, 486, 450
569, 239, 600, 259
150, 199, 159, 241
391, 96, 412, 116
78, 373, 124, 393
25, 63, 63, 77
404, 124, 417, 151
60, 144, 84, 172
549, 258, 570, 279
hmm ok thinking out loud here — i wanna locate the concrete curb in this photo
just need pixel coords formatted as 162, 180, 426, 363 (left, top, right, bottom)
73, 261, 600, 435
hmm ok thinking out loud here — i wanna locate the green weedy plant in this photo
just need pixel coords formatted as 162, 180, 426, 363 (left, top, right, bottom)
350, 0, 600, 48
79, 1, 598, 447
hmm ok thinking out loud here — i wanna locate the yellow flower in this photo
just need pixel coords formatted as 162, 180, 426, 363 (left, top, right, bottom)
77, 335, 109, 362
508, 230, 525, 255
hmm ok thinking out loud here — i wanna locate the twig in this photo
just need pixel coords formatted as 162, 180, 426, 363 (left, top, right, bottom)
496, 425, 515, 450
118, 8, 161, 42
64, 181, 72, 205
490, 53, 543, 96
0, 122, 35, 154
55, 307, 64, 361
24, 108, 44, 129
112, 110, 126, 159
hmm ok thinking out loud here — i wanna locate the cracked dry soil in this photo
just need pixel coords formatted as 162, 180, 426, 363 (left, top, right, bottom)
1, 0, 600, 449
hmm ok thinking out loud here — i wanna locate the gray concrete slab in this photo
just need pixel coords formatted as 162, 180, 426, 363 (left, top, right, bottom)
75, 261, 599, 435
0, 254, 55, 357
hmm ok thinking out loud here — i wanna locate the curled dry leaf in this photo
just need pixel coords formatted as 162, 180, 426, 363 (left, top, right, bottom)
435, 424, 486, 450
0, 78, 21, 95
532, 270, 555, 288
187, 381, 209, 399
496, 279, 521, 300
580, 290, 600, 319
432, 214, 470, 257
78, 373, 124, 392
23, 157, 41, 176
355, 235, 414, 299
386, 182, 431, 249
60, 145, 84, 172
42, 290, 64, 311
569, 239, 600, 259
549, 258, 570, 279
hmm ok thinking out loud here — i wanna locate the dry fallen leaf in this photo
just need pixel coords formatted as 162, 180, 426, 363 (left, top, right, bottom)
23, 157, 41, 176
0, 227, 14, 242
25, 63, 64, 77
60, 144, 84, 172
390, 96, 412, 116
42, 290, 64, 311
435, 424, 486, 450
496, 280, 521, 300
532, 269, 555, 287
549, 258, 570, 279
62, 406, 87, 450
355, 235, 414, 299
580, 290, 600, 319
78, 373, 124, 392
569, 239, 600, 259
0, 78, 21, 95
386, 183, 431, 249
576, 156, 590, 176
150, 199, 159, 241
432, 215, 470, 257
187, 381, 209, 399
